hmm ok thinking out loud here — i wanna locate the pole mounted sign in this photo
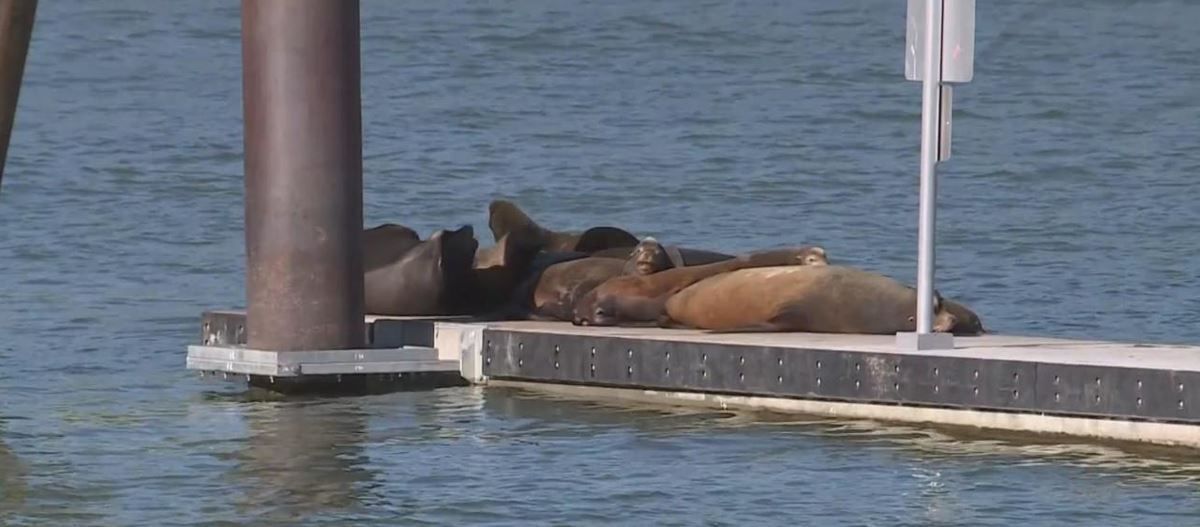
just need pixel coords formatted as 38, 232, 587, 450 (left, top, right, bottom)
896, 0, 975, 351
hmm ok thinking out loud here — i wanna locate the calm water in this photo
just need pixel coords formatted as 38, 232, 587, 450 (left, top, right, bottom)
1, 0, 1199, 525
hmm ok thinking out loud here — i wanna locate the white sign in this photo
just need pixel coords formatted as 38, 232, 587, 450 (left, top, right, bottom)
905, 0, 976, 84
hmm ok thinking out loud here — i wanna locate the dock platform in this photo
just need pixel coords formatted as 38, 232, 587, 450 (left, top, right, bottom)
187, 310, 1200, 448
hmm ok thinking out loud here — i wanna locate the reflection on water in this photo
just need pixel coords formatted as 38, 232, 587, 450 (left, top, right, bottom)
0, 423, 28, 517
229, 399, 374, 522
491, 386, 1200, 488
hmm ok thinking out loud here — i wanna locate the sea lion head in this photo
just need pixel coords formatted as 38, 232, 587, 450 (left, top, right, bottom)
942, 298, 986, 336
628, 237, 673, 276
799, 246, 828, 266
904, 291, 959, 333
571, 287, 618, 326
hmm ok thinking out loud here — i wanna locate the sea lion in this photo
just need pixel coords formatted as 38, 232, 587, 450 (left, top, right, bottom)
364, 224, 479, 316
471, 225, 552, 313
487, 199, 637, 253
572, 246, 829, 327
528, 239, 693, 321
362, 223, 421, 271
942, 298, 987, 336
591, 238, 735, 271
661, 265, 958, 334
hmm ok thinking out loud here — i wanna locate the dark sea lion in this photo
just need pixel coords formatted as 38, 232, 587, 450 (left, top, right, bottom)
591, 238, 735, 271
364, 224, 479, 316
471, 225, 551, 313
661, 265, 958, 334
487, 199, 637, 253
362, 223, 421, 271
572, 246, 829, 327
942, 298, 987, 336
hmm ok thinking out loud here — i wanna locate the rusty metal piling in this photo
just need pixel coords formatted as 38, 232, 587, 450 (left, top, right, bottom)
241, 0, 365, 351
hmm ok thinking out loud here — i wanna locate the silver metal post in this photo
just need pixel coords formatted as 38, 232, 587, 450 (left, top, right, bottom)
915, 0, 944, 335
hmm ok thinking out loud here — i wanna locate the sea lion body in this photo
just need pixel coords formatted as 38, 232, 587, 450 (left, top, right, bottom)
363, 223, 421, 271
662, 265, 957, 334
530, 257, 628, 321
572, 246, 828, 326
364, 225, 479, 316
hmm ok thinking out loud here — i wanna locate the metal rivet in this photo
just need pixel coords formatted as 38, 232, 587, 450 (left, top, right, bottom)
1013, 373, 1019, 382
1095, 395, 1101, 403
778, 376, 783, 383
1013, 390, 1019, 399
519, 342, 524, 351
973, 370, 979, 379
855, 362, 861, 371
816, 377, 822, 386
627, 366, 633, 376
934, 385, 940, 394
933, 367, 939, 376
485, 357, 491, 365
591, 347, 596, 356
665, 351, 670, 359
627, 349, 633, 358
665, 367, 670, 376
1137, 380, 1143, 389
816, 360, 822, 369
518, 359, 523, 367
702, 354, 708, 363
973, 387, 979, 397
894, 365, 900, 373
894, 382, 900, 391
1180, 400, 1185, 409
1055, 392, 1061, 402
740, 356, 745, 365
554, 345, 560, 353
1054, 375, 1060, 384
702, 370, 708, 378
739, 373, 745, 382
778, 358, 784, 366
855, 380, 861, 390
1095, 377, 1101, 386
1136, 398, 1143, 407
554, 361, 559, 369
1179, 383, 1185, 393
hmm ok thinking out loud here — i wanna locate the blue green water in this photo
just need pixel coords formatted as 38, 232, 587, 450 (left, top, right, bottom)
1, 1, 1198, 524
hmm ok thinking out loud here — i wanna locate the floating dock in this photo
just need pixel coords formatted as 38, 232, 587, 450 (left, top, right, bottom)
188, 310, 1200, 448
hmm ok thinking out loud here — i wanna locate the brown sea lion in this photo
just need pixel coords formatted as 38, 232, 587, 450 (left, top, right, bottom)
661, 265, 958, 334
525, 241, 684, 321
486, 199, 637, 253
364, 224, 479, 316
572, 246, 829, 327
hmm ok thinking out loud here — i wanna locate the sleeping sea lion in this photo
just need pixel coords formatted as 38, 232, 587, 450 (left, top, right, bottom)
590, 238, 735, 271
572, 246, 829, 327
486, 199, 637, 253
661, 264, 958, 334
364, 224, 479, 316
